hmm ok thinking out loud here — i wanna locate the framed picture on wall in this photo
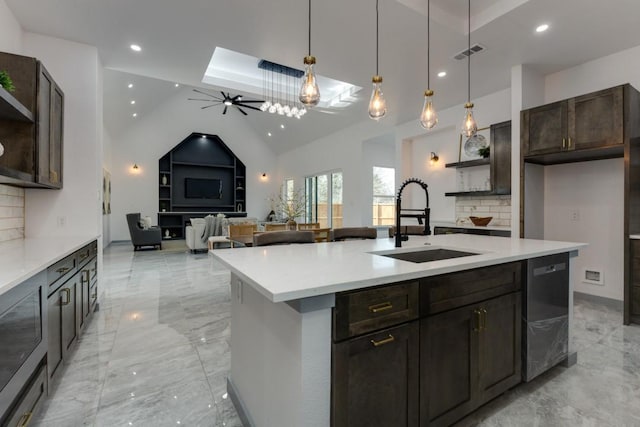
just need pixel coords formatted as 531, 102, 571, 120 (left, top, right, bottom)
458, 126, 490, 162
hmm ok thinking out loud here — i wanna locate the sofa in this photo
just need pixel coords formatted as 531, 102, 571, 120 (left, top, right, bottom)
186, 216, 258, 252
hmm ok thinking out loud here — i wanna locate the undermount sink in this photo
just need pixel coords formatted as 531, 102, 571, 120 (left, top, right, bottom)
378, 248, 479, 263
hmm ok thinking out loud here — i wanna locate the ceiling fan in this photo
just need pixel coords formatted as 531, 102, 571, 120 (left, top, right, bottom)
188, 89, 264, 115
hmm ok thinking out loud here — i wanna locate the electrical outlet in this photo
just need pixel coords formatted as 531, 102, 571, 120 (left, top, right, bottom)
570, 209, 580, 221
56, 216, 66, 228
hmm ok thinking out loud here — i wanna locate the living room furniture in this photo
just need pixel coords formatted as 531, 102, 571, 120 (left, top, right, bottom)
126, 213, 162, 250
157, 132, 247, 237
252, 230, 315, 247
229, 224, 257, 248
332, 227, 378, 241
297, 222, 320, 230
158, 211, 246, 240
264, 223, 287, 231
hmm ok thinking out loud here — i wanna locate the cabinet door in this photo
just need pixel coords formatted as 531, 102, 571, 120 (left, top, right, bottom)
50, 83, 64, 187
36, 63, 52, 187
522, 101, 567, 156
332, 322, 419, 427
568, 86, 624, 151
477, 292, 522, 405
490, 121, 511, 195
47, 290, 62, 381
60, 279, 77, 360
420, 305, 479, 427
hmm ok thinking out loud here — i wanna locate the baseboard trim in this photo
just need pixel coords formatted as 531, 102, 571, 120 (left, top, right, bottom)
227, 377, 254, 427
574, 291, 623, 311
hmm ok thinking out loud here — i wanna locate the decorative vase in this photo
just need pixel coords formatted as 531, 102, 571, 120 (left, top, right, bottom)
161, 175, 167, 185
164, 229, 170, 238
286, 219, 297, 230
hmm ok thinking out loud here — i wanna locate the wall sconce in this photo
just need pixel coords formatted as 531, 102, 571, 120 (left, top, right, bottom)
429, 152, 439, 165
131, 163, 141, 174
260, 173, 268, 181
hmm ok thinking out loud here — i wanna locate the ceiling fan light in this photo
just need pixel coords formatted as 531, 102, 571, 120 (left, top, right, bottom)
268, 105, 277, 113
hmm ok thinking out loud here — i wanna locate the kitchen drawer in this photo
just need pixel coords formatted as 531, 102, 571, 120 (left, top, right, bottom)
420, 262, 522, 315
4, 364, 47, 427
333, 281, 419, 342
46, 254, 76, 295
89, 241, 97, 258
76, 244, 92, 268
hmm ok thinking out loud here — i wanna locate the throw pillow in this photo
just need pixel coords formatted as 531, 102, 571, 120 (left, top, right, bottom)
190, 218, 206, 227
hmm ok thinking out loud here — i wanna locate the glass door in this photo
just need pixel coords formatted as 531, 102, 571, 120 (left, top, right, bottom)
306, 171, 342, 228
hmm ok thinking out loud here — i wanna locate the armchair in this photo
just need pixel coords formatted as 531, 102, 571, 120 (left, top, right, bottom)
126, 213, 162, 251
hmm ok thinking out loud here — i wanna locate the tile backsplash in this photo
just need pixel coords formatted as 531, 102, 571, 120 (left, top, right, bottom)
0, 184, 25, 242
455, 195, 511, 228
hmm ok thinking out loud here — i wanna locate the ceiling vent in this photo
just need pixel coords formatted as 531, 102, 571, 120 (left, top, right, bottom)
454, 44, 486, 60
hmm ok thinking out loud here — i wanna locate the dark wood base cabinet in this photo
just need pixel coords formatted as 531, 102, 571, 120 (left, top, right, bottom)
332, 322, 419, 427
421, 292, 521, 426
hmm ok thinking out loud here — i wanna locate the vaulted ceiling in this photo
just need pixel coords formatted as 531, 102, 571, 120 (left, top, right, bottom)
7, 0, 640, 153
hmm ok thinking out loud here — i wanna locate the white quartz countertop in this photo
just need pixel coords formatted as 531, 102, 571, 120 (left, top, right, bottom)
630, 235, 640, 240
0, 236, 98, 297
431, 220, 511, 232
212, 234, 585, 303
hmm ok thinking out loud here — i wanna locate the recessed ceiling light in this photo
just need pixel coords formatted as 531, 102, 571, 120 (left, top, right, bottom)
437, 71, 447, 78
267, 132, 272, 137
130, 100, 136, 105
280, 124, 285, 129
128, 83, 133, 89
132, 113, 137, 117
130, 44, 142, 52
536, 24, 549, 33
175, 83, 179, 87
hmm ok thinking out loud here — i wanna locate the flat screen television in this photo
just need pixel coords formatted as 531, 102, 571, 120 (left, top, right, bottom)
184, 178, 223, 199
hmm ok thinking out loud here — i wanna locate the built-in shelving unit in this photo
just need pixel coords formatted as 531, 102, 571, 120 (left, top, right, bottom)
0, 86, 33, 122
157, 132, 247, 239
444, 158, 489, 169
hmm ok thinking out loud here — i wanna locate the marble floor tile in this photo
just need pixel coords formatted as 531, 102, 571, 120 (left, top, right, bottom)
32, 242, 640, 427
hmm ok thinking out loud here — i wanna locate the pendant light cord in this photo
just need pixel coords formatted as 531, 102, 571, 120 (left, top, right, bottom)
376, 0, 379, 76
427, 0, 430, 89
308, 0, 312, 56
467, 0, 471, 103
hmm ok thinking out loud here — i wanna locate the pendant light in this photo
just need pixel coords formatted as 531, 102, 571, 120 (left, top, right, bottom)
419, 0, 438, 129
299, 0, 320, 107
368, 0, 387, 120
461, 0, 478, 137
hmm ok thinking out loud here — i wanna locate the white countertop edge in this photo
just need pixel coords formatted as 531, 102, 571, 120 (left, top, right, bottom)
0, 235, 99, 298
630, 234, 640, 240
212, 239, 586, 304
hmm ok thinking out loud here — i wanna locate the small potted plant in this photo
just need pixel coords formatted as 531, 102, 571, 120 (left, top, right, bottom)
268, 185, 307, 229
0, 71, 15, 92
478, 146, 490, 158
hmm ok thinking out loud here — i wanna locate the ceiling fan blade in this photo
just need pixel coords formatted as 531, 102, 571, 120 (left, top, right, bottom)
236, 106, 248, 116
237, 100, 265, 103
232, 95, 242, 101
192, 89, 220, 98
201, 103, 222, 109
223, 106, 228, 115
238, 104, 262, 112
188, 98, 219, 101
220, 91, 228, 100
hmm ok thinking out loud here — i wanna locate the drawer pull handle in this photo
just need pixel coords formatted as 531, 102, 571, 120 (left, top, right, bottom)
80, 253, 89, 260
60, 288, 71, 306
562, 138, 566, 149
568, 137, 572, 149
91, 293, 97, 300
17, 412, 33, 427
481, 308, 488, 331
56, 267, 70, 274
370, 334, 395, 347
369, 302, 393, 313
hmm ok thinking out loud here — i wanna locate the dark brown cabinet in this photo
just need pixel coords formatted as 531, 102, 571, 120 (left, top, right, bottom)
0, 51, 64, 188
522, 85, 625, 163
332, 322, 419, 427
630, 240, 640, 321
420, 292, 521, 427
36, 62, 64, 188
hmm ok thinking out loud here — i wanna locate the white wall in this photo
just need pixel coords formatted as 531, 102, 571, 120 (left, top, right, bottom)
395, 89, 512, 222
22, 33, 103, 241
110, 88, 278, 241
544, 159, 624, 300
0, 0, 22, 54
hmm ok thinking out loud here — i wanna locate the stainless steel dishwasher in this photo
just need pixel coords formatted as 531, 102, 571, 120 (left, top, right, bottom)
523, 252, 570, 382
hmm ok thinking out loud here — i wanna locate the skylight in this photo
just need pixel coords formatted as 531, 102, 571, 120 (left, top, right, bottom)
202, 47, 362, 110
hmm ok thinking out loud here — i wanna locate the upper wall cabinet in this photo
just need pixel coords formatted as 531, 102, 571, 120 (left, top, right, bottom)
0, 51, 64, 188
522, 85, 628, 165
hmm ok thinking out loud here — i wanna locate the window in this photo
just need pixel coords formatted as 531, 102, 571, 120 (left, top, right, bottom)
373, 166, 395, 226
305, 171, 343, 228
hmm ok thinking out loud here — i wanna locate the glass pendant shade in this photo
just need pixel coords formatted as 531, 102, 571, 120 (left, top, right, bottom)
419, 90, 438, 129
368, 76, 387, 120
299, 56, 320, 107
461, 102, 478, 137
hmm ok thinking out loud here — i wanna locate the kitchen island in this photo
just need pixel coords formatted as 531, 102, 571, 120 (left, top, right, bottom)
211, 234, 585, 427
